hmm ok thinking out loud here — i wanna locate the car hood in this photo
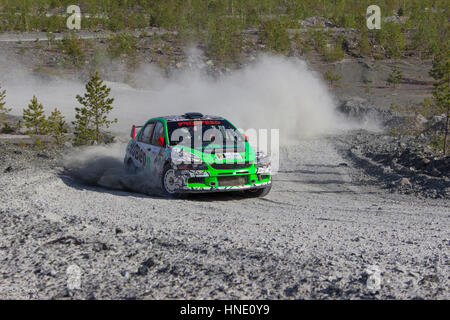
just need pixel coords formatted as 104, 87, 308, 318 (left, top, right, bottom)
171, 142, 256, 164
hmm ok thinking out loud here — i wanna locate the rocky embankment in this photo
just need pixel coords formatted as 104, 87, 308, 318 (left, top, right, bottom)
336, 98, 449, 199
344, 132, 449, 198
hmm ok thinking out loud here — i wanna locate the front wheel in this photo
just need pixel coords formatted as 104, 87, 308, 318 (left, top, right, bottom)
244, 184, 272, 198
161, 164, 183, 198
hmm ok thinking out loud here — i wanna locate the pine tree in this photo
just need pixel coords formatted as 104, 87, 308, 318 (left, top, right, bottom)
73, 107, 94, 145
0, 84, 11, 126
73, 71, 117, 145
47, 108, 66, 146
387, 66, 403, 88
324, 65, 342, 87
23, 96, 46, 135
429, 48, 450, 154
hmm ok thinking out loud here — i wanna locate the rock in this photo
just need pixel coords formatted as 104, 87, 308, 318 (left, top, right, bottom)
37, 153, 50, 159
142, 257, 155, 268
93, 242, 109, 252
398, 177, 411, 186
137, 266, 148, 276
87, 292, 96, 300
4, 166, 12, 173
284, 284, 299, 297
415, 114, 428, 130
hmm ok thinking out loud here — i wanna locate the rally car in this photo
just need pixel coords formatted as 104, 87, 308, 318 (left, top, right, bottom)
124, 113, 272, 197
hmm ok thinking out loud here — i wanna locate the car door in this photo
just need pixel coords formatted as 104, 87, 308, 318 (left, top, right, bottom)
135, 121, 155, 169
147, 121, 166, 176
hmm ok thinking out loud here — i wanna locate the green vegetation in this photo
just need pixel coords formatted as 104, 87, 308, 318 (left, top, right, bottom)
0, 84, 11, 128
58, 32, 89, 67
429, 48, 450, 154
73, 71, 117, 145
23, 96, 47, 135
0, 0, 447, 62
47, 108, 67, 145
307, 28, 328, 54
387, 66, 403, 87
260, 19, 290, 54
324, 35, 345, 62
358, 28, 371, 57
107, 32, 139, 68
374, 22, 406, 59
206, 17, 243, 62
324, 65, 342, 87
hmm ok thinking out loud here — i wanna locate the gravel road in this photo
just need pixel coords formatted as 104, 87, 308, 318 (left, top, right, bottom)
0, 134, 448, 299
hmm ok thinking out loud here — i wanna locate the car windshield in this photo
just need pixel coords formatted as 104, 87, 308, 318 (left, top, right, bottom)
167, 119, 245, 151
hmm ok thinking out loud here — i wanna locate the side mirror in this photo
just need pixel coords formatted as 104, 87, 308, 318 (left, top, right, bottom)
130, 125, 136, 139
158, 136, 165, 147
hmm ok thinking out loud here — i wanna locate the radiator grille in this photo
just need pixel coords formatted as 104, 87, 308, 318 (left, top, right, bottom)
217, 176, 248, 186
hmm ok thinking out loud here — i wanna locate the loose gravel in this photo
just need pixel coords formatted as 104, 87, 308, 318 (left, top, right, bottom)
0, 136, 448, 299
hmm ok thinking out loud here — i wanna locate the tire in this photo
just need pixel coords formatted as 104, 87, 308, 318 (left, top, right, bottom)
161, 164, 183, 198
244, 184, 272, 198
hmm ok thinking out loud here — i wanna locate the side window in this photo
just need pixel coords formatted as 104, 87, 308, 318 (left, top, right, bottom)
151, 122, 164, 146
139, 122, 155, 144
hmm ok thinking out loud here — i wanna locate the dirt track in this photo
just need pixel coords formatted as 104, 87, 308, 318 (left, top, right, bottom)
0, 134, 448, 299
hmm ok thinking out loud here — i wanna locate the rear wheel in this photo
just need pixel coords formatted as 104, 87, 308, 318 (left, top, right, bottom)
244, 184, 272, 198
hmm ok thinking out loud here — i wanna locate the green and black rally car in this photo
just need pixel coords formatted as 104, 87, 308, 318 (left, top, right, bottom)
124, 113, 272, 197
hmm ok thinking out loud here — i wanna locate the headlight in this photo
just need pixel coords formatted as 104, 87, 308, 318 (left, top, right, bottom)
255, 151, 271, 167
171, 148, 206, 169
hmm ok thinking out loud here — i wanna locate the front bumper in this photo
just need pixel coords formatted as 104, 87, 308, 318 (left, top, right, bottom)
172, 164, 271, 193
179, 180, 271, 193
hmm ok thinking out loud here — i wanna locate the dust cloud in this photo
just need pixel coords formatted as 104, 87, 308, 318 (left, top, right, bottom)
1, 52, 361, 141
1, 50, 370, 191
62, 143, 162, 195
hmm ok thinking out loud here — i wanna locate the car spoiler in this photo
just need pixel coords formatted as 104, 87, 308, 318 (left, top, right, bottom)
130, 125, 143, 139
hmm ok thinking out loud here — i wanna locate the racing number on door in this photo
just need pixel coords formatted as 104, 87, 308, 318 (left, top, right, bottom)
133, 122, 156, 169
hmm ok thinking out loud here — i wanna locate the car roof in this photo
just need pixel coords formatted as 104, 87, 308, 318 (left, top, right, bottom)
161, 114, 226, 122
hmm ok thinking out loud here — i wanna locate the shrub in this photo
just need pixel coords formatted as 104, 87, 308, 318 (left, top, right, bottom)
358, 28, 371, 56
1, 123, 14, 134
206, 18, 243, 62
324, 65, 342, 87
107, 33, 139, 68
73, 71, 117, 145
259, 19, 291, 54
429, 48, 450, 154
375, 22, 405, 59
47, 108, 67, 146
23, 96, 47, 135
307, 28, 328, 53
0, 84, 11, 126
324, 35, 345, 62
387, 66, 403, 87
58, 32, 86, 67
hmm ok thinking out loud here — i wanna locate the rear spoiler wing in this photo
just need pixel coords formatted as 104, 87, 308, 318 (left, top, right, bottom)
130, 125, 143, 139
